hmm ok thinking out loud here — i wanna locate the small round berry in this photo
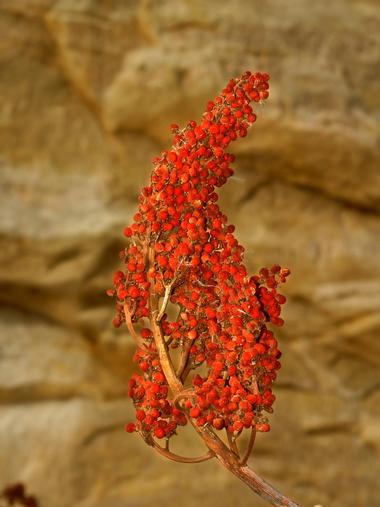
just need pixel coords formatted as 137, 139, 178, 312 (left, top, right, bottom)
256, 422, 270, 432
189, 407, 201, 418
136, 410, 146, 421
125, 423, 136, 433
187, 330, 198, 340
212, 417, 225, 430
154, 427, 166, 439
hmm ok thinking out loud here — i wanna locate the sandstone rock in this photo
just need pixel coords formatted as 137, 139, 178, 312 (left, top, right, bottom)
0, 400, 133, 507
0, 399, 270, 507
45, 0, 144, 106
0, 0, 380, 506
0, 308, 127, 402
270, 338, 318, 390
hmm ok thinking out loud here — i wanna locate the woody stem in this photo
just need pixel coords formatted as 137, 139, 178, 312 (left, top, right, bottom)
190, 423, 301, 507
176, 338, 194, 379
147, 436, 214, 464
240, 427, 256, 466
226, 430, 240, 458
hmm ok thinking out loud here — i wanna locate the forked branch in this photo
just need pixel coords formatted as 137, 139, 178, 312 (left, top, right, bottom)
156, 282, 173, 322
146, 435, 214, 463
240, 427, 256, 466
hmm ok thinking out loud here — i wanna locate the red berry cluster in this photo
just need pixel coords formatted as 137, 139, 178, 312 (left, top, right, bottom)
110, 71, 289, 440
125, 346, 187, 439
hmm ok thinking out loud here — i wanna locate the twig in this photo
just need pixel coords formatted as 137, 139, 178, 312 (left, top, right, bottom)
148, 248, 182, 393
227, 430, 240, 458
252, 375, 259, 394
123, 303, 139, 342
151, 439, 214, 463
165, 336, 174, 346
123, 303, 155, 355
145, 434, 214, 463
240, 427, 256, 465
176, 338, 194, 379
190, 422, 301, 507
180, 361, 194, 383
172, 388, 196, 408
156, 282, 173, 322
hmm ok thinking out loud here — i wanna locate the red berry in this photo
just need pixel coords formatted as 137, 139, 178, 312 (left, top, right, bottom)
154, 427, 166, 439
125, 423, 136, 433
187, 330, 198, 340
153, 372, 165, 383
256, 423, 270, 432
212, 417, 225, 430
167, 151, 177, 163
136, 410, 146, 421
189, 407, 201, 418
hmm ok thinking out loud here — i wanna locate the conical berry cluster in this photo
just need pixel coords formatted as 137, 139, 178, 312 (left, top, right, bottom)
109, 71, 289, 442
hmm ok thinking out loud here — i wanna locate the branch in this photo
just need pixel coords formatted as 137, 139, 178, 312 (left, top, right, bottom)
123, 303, 154, 354
148, 247, 182, 394
123, 303, 139, 341
156, 282, 173, 322
165, 336, 174, 347
176, 338, 194, 379
172, 388, 196, 408
180, 361, 193, 383
190, 423, 301, 507
148, 438, 214, 464
237, 466, 301, 507
226, 430, 240, 458
240, 427, 256, 466
251, 375, 259, 394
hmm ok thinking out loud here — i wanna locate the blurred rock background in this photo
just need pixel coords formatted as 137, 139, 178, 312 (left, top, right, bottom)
0, 1, 379, 506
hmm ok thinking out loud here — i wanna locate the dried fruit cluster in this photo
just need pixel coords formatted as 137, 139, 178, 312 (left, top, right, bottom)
110, 70, 289, 440
110, 71, 298, 507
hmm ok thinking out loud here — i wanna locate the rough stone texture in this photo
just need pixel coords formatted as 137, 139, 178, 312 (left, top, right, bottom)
0, 1, 379, 506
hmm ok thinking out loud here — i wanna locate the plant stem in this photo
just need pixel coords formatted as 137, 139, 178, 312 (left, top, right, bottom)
193, 423, 301, 507
240, 427, 256, 466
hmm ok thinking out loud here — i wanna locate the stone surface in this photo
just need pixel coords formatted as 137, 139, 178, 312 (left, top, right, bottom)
1, 1, 380, 506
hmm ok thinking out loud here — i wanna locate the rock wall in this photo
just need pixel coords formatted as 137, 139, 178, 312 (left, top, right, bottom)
1, 1, 379, 506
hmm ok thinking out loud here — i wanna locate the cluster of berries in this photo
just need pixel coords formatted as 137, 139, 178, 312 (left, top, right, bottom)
125, 346, 187, 439
110, 71, 289, 441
